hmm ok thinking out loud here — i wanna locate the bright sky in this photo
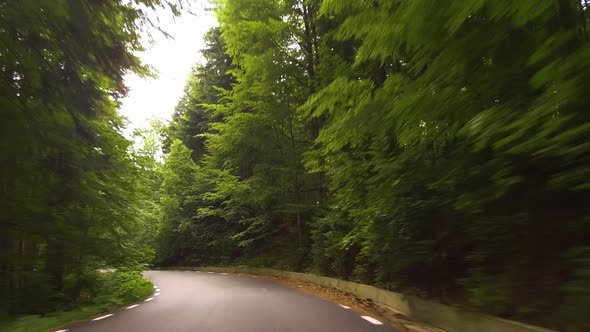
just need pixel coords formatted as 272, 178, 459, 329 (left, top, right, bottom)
119, 2, 218, 135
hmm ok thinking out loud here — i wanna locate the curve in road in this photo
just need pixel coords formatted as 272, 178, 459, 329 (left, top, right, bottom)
57, 270, 402, 332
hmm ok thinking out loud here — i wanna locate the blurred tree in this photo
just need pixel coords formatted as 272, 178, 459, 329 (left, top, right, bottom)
158, 0, 590, 330
304, 0, 590, 329
0, 0, 179, 315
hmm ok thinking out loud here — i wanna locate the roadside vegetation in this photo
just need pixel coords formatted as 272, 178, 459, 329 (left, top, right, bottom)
153, 1, 590, 331
1, 1, 589, 332
0, 0, 169, 330
0, 271, 153, 332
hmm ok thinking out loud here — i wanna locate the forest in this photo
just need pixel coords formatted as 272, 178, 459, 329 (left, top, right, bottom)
1, 0, 589, 331
0, 0, 167, 329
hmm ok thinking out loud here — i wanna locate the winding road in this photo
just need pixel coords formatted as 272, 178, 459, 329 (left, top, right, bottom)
58, 270, 401, 332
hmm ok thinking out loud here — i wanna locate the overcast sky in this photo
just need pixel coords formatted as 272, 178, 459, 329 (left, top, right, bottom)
119, 2, 218, 135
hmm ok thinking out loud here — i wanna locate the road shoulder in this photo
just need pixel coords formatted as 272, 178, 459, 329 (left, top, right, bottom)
247, 274, 445, 332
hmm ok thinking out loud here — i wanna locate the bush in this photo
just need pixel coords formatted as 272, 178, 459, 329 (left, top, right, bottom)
0, 271, 153, 332
93, 271, 153, 308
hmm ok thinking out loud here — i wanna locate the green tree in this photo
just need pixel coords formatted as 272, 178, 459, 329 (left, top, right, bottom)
150, 1, 590, 330
0, 0, 179, 316
305, 0, 590, 329
204, 0, 324, 268
157, 27, 240, 266
164, 27, 236, 161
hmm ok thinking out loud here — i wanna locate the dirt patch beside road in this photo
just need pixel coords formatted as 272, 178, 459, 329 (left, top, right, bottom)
247, 274, 445, 332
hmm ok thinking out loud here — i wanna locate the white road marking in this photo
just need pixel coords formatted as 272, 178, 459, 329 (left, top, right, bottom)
154, 292, 160, 296
339, 304, 351, 309
55, 330, 69, 332
155, 288, 160, 292
361, 316, 383, 325
126, 304, 139, 309
144, 297, 154, 302
153, 285, 157, 289
207, 272, 214, 274
92, 314, 114, 321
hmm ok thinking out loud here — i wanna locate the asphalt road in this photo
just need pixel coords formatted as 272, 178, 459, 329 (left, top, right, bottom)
59, 270, 402, 332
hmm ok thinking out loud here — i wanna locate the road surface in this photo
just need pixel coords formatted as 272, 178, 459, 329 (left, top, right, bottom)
59, 270, 402, 332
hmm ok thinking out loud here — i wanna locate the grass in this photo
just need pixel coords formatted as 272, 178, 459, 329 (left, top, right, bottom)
1, 305, 109, 332
0, 272, 154, 332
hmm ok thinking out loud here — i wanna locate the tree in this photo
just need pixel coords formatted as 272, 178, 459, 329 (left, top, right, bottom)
158, 27, 241, 266
164, 27, 236, 161
0, 0, 178, 315
305, 0, 590, 329
158, 1, 590, 330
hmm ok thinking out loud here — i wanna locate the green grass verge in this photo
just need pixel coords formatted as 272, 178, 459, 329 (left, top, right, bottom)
0, 272, 153, 332
1, 305, 109, 332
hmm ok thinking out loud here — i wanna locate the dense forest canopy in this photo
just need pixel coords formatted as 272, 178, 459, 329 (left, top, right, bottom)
1, 1, 589, 331
157, 1, 590, 331
0, 0, 179, 319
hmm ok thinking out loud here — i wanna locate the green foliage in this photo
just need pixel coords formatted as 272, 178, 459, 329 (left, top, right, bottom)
0, 306, 107, 332
93, 271, 154, 307
560, 245, 590, 332
0, 0, 176, 319
0, 271, 153, 332
304, 1, 590, 330
152, 0, 589, 331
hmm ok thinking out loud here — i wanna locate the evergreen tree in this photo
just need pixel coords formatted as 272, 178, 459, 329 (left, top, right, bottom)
0, 0, 178, 315
155, 1, 590, 330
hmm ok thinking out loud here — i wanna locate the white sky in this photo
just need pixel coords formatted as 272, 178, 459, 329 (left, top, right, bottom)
119, 2, 218, 135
